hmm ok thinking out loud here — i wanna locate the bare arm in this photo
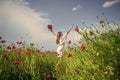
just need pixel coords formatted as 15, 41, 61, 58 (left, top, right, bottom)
61, 24, 73, 40
50, 30, 56, 36
66, 24, 73, 35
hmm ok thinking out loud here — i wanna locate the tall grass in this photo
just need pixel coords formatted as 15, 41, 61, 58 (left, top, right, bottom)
0, 19, 120, 80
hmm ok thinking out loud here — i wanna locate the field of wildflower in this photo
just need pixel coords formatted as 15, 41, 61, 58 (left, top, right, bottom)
0, 18, 120, 80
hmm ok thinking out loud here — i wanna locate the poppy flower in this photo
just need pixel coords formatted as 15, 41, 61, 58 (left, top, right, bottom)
2, 54, 7, 58
14, 48, 22, 54
12, 61, 21, 66
25, 48, 31, 54
67, 45, 71, 49
46, 74, 51, 79
68, 53, 72, 58
100, 20, 104, 24
67, 40, 72, 44
36, 49, 41, 53
46, 50, 51, 53
0, 40, 6, 43
75, 26, 79, 32
0, 36, 1, 39
47, 24, 52, 31
3, 50, 9, 53
53, 51, 59, 56
12, 46, 16, 49
30, 43, 34, 46
17, 55, 22, 60
6, 45, 12, 49
78, 40, 82, 44
80, 44, 86, 50
16, 41, 22, 45
38, 62, 43, 67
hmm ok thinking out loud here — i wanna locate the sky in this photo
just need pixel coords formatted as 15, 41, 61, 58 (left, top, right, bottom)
0, 0, 120, 50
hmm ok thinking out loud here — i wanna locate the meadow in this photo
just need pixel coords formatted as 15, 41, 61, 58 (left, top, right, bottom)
0, 19, 120, 80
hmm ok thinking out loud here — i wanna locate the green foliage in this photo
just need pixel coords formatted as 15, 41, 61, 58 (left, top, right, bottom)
55, 27, 120, 80
0, 20, 120, 80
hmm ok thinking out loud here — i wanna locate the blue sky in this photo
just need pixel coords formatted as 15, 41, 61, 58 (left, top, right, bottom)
27, 0, 120, 27
0, 0, 120, 50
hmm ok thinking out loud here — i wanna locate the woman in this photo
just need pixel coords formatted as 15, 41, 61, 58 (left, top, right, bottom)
50, 24, 73, 57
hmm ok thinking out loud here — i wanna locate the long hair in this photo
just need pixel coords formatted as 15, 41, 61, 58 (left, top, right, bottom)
56, 32, 62, 44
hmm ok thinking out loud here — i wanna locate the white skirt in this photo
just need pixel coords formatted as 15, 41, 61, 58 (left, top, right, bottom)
57, 45, 64, 57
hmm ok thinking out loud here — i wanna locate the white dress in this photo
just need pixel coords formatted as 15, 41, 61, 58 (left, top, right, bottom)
56, 32, 68, 57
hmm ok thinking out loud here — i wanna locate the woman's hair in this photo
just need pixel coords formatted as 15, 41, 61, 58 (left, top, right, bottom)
56, 32, 62, 44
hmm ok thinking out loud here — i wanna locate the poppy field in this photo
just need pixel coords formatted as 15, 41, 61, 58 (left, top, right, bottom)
0, 19, 120, 80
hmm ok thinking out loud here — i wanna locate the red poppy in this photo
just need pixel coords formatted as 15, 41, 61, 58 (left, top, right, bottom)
75, 26, 79, 32
3, 50, 9, 53
2, 54, 7, 58
47, 24, 52, 31
81, 44, 86, 50
25, 48, 31, 54
68, 53, 72, 58
36, 49, 41, 53
14, 48, 22, 54
53, 51, 58, 56
46, 74, 51, 79
67, 45, 71, 49
6, 45, 12, 49
17, 55, 22, 60
0, 40, 6, 43
16, 41, 22, 45
100, 20, 104, 24
0, 36, 2, 39
12, 46, 16, 49
12, 61, 21, 66
30, 43, 34, 46
67, 40, 72, 44
46, 50, 51, 53
38, 62, 43, 67
78, 40, 82, 44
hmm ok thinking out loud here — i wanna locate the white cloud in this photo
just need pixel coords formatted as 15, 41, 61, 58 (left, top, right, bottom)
0, 0, 56, 50
102, 0, 120, 8
0, 0, 81, 50
72, 5, 81, 11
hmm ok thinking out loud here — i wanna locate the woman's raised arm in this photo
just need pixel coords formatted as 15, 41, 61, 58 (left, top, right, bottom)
61, 24, 73, 40
50, 30, 56, 36
66, 24, 73, 35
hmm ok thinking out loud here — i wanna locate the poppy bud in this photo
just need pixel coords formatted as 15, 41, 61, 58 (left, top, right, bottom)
75, 26, 79, 32
100, 20, 104, 24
